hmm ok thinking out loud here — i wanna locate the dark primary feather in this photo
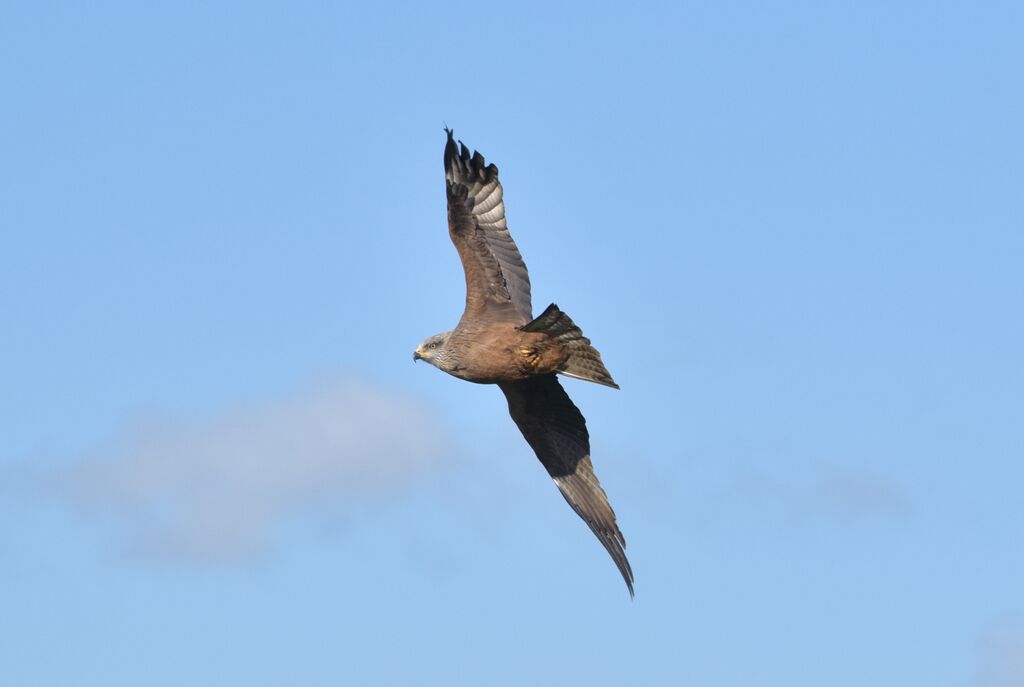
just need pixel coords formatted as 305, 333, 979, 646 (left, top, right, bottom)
444, 129, 533, 324
499, 375, 634, 596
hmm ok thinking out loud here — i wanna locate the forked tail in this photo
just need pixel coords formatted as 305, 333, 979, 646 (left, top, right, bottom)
521, 304, 619, 389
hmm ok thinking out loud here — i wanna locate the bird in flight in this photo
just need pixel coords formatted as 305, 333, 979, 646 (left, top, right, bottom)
414, 129, 633, 595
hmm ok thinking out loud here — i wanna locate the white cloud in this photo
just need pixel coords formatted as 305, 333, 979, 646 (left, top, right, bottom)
50, 377, 446, 562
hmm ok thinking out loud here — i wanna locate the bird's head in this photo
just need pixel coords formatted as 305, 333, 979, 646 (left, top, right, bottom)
413, 332, 453, 370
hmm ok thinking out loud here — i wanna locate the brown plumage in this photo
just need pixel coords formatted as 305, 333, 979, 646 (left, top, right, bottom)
414, 129, 632, 596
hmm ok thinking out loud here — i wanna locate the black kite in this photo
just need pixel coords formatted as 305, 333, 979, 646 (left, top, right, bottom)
414, 130, 633, 595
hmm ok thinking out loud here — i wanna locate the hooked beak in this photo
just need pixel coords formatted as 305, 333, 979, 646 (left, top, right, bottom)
413, 349, 422, 362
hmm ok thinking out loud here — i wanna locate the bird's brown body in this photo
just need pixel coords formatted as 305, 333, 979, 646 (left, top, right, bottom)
445, 324, 568, 384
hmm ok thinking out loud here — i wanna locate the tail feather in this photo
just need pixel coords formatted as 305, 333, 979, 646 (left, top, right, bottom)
522, 304, 619, 389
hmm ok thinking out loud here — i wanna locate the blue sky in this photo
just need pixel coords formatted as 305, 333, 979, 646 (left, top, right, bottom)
2, 2, 1022, 685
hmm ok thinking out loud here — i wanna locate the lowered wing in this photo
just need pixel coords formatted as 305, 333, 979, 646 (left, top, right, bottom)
499, 375, 633, 596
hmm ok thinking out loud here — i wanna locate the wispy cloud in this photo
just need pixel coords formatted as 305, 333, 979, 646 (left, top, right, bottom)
45, 377, 446, 562
730, 463, 909, 522
972, 614, 1024, 687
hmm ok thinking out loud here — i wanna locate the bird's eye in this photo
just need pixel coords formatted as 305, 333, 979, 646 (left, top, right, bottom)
428, 342, 436, 349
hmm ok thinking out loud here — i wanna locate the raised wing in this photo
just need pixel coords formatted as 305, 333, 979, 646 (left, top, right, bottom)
499, 375, 633, 596
444, 129, 532, 324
